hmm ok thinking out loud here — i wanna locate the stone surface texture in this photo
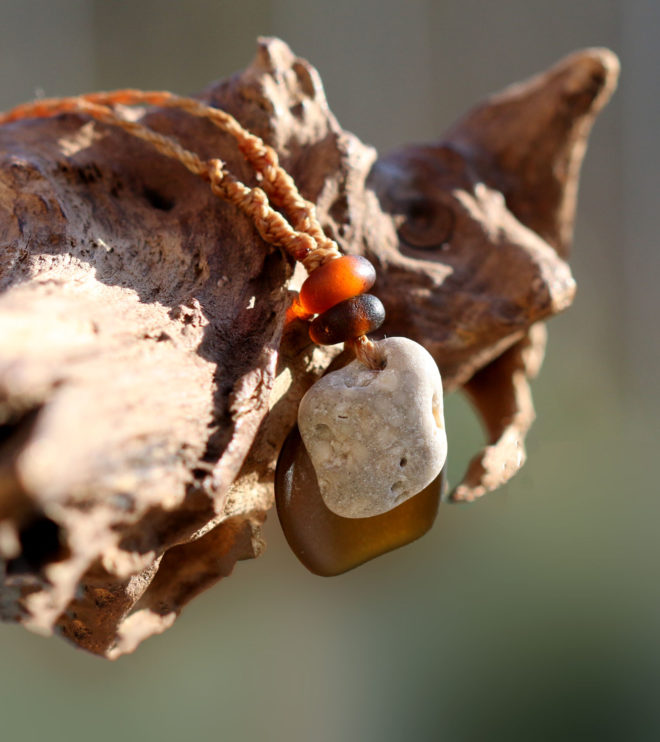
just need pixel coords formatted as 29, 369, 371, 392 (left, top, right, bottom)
298, 337, 446, 518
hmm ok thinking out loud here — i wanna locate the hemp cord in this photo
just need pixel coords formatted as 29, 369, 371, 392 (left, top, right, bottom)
0, 91, 385, 366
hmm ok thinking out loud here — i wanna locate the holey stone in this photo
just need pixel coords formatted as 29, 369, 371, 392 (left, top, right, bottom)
298, 337, 447, 518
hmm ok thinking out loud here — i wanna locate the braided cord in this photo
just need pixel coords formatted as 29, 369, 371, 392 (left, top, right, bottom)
0, 91, 341, 272
0, 90, 388, 368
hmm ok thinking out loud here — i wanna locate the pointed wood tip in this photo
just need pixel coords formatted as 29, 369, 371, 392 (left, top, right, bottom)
443, 47, 619, 255
476, 46, 620, 118
558, 46, 620, 84
546, 46, 620, 112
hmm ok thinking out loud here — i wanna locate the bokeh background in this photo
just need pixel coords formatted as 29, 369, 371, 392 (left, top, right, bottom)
0, 1, 658, 740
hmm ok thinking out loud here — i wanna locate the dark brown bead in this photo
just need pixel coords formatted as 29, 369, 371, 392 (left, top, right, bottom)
298, 255, 376, 315
309, 294, 385, 345
275, 424, 444, 576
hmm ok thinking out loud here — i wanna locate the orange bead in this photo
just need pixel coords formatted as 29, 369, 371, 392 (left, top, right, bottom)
309, 294, 385, 345
298, 255, 376, 315
275, 425, 444, 576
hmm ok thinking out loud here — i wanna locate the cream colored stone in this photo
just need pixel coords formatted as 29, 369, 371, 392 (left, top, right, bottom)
298, 337, 447, 517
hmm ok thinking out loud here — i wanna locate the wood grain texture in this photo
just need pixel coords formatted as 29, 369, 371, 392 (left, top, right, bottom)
0, 38, 618, 655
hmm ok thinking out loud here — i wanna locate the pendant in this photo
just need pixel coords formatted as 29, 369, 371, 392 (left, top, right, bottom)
298, 336, 447, 518
275, 336, 447, 575
275, 424, 444, 576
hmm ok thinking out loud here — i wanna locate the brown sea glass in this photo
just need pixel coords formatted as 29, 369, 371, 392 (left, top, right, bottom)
275, 425, 444, 576
298, 255, 376, 315
309, 294, 385, 346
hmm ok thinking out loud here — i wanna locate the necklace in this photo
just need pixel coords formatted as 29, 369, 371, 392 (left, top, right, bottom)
0, 90, 448, 575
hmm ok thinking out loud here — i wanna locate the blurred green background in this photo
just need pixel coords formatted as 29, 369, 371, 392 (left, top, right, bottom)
0, 1, 658, 740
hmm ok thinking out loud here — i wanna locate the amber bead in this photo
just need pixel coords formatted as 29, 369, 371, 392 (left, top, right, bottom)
298, 255, 376, 315
309, 294, 385, 346
275, 424, 444, 576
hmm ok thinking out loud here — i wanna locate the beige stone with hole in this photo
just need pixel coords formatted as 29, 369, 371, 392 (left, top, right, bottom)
298, 336, 447, 518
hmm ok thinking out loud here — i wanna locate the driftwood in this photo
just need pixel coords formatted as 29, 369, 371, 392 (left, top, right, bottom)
0, 38, 618, 657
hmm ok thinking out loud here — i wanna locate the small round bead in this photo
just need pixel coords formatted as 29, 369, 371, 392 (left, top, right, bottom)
298, 255, 376, 315
309, 294, 385, 346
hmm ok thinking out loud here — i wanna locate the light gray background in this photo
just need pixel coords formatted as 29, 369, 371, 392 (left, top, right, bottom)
0, 2, 657, 741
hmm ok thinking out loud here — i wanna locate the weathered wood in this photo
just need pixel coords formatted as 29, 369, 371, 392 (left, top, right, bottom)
365, 46, 618, 500
0, 38, 618, 656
